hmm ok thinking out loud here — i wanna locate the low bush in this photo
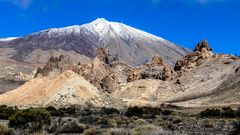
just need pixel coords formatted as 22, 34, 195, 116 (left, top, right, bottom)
230, 120, 240, 135
58, 106, 76, 115
125, 106, 162, 118
83, 128, 102, 135
200, 108, 221, 118
235, 107, 240, 118
221, 107, 235, 118
46, 106, 64, 117
134, 119, 146, 125
125, 107, 143, 117
9, 108, 51, 131
203, 120, 214, 128
103, 128, 130, 135
80, 115, 105, 125
107, 118, 118, 127
200, 107, 237, 118
0, 124, 12, 135
131, 125, 175, 135
0, 105, 18, 120
162, 110, 174, 115
102, 107, 120, 115
57, 120, 85, 133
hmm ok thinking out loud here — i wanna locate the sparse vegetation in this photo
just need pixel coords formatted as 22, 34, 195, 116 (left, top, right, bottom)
57, 120, 85, 133
46, 106, 64, 117
230, 120, 240, 135
0, 105, 239, 134
0, 105, 18, 120
125, 106, 144, 117
200, 108, 221, 118
0, 124, 12, 135
9, 108, 51, 132
200, 107, 238, 118
222, 107, 235, 118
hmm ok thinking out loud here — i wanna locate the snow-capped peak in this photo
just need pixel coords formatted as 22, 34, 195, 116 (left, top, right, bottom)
27, 18, 166, 43
90, 18, 110, 25
0, 37, 18, 42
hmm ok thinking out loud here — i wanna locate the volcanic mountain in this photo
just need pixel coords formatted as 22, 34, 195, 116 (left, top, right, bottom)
0, 18, 189, 93
0, 40, 239, 108
0, 18, 188, 66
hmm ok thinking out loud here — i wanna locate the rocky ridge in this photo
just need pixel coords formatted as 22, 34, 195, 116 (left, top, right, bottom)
0, 40, 239, 108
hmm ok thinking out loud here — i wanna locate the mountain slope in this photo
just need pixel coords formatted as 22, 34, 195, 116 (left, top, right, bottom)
0, 18, 189, 66
0, 70, 109, 108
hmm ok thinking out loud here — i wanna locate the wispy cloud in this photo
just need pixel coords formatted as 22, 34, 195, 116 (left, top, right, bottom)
0, 0, 35, 10
152, 0, 228, 5
189, 0, 227, 4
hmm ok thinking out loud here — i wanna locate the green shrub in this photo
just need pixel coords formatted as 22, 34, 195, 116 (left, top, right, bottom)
83, 128, 102, 135
58, 106, 76, 115
200, 108, 221, 117
0, 105, 18, 120
0, 124, 12, 135
102, 107, 120, 115
103, 128, 130, 135
46, 106, 64, 117
80, 115, 105, 125
107, 118, 118, 127
134, 119, 146, 125
162, 110, 174, 115
125, 106, 163, 119
172, 117, 182, 124
221, 107, 235, 118
9, 108, 51, 131
131, 125, 175, 135
57, 120, 85, 133
203, 120, 214, 128
125, 107, 143, 117
142, 106, 162, 116
235, 107, 240, 118
230, 120, 240, 135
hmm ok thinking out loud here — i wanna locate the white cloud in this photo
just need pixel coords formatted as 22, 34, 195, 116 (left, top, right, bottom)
189, 0, 227, 4
0, 0, 34, 10
152, 0, 228, 5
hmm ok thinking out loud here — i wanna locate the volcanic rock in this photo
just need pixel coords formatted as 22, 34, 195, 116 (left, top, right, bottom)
174, 40, 214, 71
127, 55, 175, 82
35, 55, 73, 77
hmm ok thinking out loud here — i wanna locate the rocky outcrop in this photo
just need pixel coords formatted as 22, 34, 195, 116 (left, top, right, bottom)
174, 40, 214, 71
35, 55, 73, 77
73, 48, 132, 93
95, 48, 113, 64
127, 56, 175, 82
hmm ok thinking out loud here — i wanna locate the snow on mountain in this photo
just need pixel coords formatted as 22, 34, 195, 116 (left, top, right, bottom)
0, 37, 18, 42
38, 18, 166, 43
1, 18, 189, 66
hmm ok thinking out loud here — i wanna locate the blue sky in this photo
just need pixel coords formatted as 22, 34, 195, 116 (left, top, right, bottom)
0, 0, 239, 54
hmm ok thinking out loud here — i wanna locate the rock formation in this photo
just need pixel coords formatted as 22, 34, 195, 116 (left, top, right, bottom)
1, 41, 239, 108
73, 48, 132, 93
174, 40, 214, 71
127, 55, 175, 82
35, 55, 73, 77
